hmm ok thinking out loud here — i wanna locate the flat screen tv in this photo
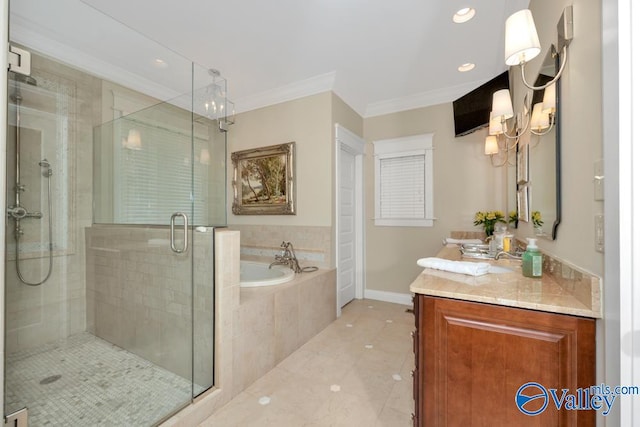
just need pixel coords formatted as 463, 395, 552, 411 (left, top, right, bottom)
452, 71, 510, 137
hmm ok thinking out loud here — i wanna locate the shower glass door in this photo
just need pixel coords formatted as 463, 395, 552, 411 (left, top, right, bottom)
3, 1, 220, 425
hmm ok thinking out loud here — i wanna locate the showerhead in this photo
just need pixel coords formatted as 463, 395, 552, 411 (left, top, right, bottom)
39, 159, 50, 168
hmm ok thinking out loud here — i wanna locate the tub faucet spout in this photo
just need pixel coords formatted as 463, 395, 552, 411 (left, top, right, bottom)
269, 241, 303, 273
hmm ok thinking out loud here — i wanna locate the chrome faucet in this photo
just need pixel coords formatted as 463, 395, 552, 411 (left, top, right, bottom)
494, 250, 523, 260
269, 241, 303, 273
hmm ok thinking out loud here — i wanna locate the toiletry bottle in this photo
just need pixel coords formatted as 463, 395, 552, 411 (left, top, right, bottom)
494, 224, 506, 251
503, 233, 513, 253
522, 238, 542, 278
488, 236, 497, 257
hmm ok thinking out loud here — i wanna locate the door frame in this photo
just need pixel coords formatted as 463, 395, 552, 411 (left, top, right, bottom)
334, 123, 365, 317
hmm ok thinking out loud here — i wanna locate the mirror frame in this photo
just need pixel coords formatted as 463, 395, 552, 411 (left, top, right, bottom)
521, 47, 562, 240
550, 49, 562, 239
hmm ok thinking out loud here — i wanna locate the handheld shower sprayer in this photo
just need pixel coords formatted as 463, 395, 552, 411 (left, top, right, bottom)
39, 158, 53, 177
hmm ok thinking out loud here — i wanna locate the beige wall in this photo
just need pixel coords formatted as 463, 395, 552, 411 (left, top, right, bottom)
228, 93, 333, 227
512, 0, 604, 277
331, 93, 364, 137
228, 93, 360, 269
363, 105, 506, 294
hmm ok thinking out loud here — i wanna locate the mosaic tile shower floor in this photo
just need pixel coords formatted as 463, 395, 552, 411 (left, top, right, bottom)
5, 332, 194, 426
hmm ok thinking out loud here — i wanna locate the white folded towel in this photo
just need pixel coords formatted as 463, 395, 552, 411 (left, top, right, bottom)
417, 257, 491, 276
444, 238, 484, 245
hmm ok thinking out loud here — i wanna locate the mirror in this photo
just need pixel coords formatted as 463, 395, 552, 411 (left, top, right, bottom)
528, 46, 561, 239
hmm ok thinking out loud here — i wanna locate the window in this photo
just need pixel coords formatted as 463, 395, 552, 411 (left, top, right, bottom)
109, 90, 212, 225
114, 117, 210, 225
373, 133, 434, 227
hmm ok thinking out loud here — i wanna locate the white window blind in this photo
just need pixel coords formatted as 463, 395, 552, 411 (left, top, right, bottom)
114, 118, 210, 225
379, 155, 425, 219
373, 134, 434, 227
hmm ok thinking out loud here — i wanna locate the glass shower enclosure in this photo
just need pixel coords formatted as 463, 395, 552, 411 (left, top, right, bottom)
3, 1, 228, 425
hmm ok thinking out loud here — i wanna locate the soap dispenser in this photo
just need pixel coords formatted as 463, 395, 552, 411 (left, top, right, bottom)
522, 238, 543, 278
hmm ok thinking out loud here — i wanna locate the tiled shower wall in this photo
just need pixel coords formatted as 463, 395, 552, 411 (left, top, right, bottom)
229, 224, 332, 269
4, 51, 99, 354
85, 225, 214, 384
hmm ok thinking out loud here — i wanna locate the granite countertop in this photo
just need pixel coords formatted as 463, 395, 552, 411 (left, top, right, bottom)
410, 245, 602, 318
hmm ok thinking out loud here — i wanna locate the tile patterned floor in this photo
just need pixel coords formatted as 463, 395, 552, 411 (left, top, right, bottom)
201, 299, 415, 427
6, 332, 195, 426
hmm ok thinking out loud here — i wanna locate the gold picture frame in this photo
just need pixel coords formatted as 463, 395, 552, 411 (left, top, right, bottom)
231, 142, 296, 215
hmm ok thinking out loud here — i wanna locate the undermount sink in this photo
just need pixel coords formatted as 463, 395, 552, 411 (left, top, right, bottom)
460, 243, 492, 259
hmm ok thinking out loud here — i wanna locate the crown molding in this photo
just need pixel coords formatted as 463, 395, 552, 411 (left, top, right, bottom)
234, 71, 336, 114
363, 79, 492, 118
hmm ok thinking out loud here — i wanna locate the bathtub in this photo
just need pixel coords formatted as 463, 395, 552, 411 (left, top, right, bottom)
240, 260, 295, 287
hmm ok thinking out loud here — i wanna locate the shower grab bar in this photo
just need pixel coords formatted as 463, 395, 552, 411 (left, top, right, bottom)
170, 212, 189, 254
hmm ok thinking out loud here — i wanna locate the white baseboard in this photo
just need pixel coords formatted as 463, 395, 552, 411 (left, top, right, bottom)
364, 289, 413, 306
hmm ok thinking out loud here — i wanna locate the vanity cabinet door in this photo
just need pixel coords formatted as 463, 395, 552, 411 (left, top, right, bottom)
414, 295, 595, 427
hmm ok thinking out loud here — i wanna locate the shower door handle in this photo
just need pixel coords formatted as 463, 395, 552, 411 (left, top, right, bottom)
170, 212, 189, 254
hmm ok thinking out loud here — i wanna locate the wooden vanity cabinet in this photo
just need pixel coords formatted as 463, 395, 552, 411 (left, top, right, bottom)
412, 295, 595, 427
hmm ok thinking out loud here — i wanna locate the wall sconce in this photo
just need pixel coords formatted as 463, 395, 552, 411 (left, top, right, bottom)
484, 133, 515, 167
490, 89, 529, 146
530, 83, 557, 137
504, 6, 573, 91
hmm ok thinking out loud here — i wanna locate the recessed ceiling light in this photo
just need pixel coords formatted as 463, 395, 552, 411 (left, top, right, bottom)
453, 7, 476, 23
458, 63, 476, 72
153, 58, 168, 69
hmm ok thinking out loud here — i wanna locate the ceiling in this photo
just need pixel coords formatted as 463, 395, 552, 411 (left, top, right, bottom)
11, 0, 530, 117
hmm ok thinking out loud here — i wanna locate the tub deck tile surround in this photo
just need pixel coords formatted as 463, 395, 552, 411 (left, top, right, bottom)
229, 224, 332, 269
232, 268, 337, 394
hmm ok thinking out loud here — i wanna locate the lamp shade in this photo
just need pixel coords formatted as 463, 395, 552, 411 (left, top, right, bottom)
492, 89, 514, 120
505, 9, 541, 66
485, 136, 499, 155
542, 83, 556, 113
489, 112, 502, 135
530, 102, 550, 131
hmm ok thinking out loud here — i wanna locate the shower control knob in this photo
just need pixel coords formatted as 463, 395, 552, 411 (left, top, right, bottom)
7, 205, 27, 219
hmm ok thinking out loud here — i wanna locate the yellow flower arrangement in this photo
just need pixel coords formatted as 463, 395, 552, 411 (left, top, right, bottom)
508, 210, 518, 225
531, 211, 544, 227
473, 210, 507, 236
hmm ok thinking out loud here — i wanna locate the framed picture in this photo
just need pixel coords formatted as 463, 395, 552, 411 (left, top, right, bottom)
517, 143, 529, 184
517, 185, 530, 222
231, 142, 296, 215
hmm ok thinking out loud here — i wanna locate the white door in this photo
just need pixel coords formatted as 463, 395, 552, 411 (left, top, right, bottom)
335, 124, 365, 314
338, 148, 356, 307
